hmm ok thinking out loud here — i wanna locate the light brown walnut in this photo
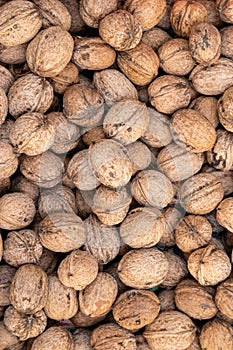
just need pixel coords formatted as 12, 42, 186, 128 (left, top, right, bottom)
60, 0, 85, 33
142, 27, 171, 50
79, 0, 117, 28
72, 328, 91, 350
0, 321, 20, 350
218, 86, 233, 132
190, 96, 219, 128
216, 197, 233, 232
31, 327, 74, 350
220, 26, 233, 59
200, 319, 233, 350
0, 141, 18, 180
0, 42, 27, 64
161, 251, 188, 289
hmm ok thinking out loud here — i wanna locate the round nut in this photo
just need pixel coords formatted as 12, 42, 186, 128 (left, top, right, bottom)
31, 326, 74, 350
216, 197, 233, 233
200, 319, 233, 350
0, 42, 27, 64
220, 26, 233, 60
160, 251, 188, 289
190, 96, 219, 128
79, 0, 117, 28
126, 141, 151, 174
72, 328, 91, 350
215, 278, 233, 320
218, 86, 233, 132
0, 87, 8, 125
0, 321, 20, 350
0, 141, 18, 180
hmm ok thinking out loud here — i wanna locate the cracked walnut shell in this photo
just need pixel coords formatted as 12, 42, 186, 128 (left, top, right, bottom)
207, 129, 233, 171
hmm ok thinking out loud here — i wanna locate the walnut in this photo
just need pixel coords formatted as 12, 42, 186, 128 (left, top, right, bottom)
144, 310, 196, 350
218, 86, 233, 132
190, 96, 219, 128
216, 197, 233, 233
0, 233, 2, 262
118, 248, 169, 289
0, 265, 16, 306
0, 177, 10, 197
0, 87, 7, 125
79, 0, 117, 28
202, 166, 233, 196
75, 189, 93, 220
37, 248, 58, 275
0, 321, 20, 350
161, 251, 188, 289
0, 65, 14, 93
10, 264, 48, 314
175, 279, 217, 320
142, 27, 171, 50
197, 0, 222, 26
215, 278, 233, 320
187, 244, 231, 286
82, 126, 106, 146
0, 42, 27, 64
125, 141, 151, 174
60, 0, 85, 33
217, 0, 233, 22
99, 10, 142, 51
31, 326, 74, 350
158, 206, 183, 247
158, 289, 176, 312
11, 175, 39, 203
58, 249, 98, 290
49, 62, 79, 95
71, 311, 106, 327
38, 212, 86, 253
200, 319, 233, 350
0, 141, 18, 179
72, 328, 91, 350
26, 26, 74, 78
220, 26, 233, 60
4, 306, 47, 341
0, 119, 15, 144
0, 0, 42, 46
207, 129, 233, 170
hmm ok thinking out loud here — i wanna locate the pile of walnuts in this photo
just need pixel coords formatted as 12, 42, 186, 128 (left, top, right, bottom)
0, 0, 233, 349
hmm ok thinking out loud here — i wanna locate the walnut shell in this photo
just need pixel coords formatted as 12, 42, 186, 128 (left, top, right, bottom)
117, 42, 159, 86
8, 73, 54, 118
148, 75, 191, 114
60, 0, 85, 33
179, 173, 224, 215
0, 192, 35, 230
31, 326, 74, 350
0, 265, 16, 306
190, 96, 219, 128
79, 0, 117, 28
10, 264, 48, 314
75, 189, 93, 220
215, 278, 233, 320
175, 279, 217, 320
197, 0, 222, 26
158, 206, 183, 247
26, 26, 74, 78
0, 321, 20, 350
118, 248, 169, 289
187, 244, 231, 286
0, 118, 15, 143
113, 289, 160, 331
99, 10, 142, 51
207, 129, 233, 170
82, 125, 106, 146
218, 86, 233, 132
58, 250, 98, 290
4, 306, 47, 341
0, 87, 8, 125
220, 26, 233, 60
93, 69, 138, 106
84, 214, 120, 264
50, 62, 79, 95
158, 289, 176, 312
0, 141, 18, 179
126, 141, 151, 174
200, 319, 233, 350
144, 310, 196, 350
72, 328, 91, 350
3, 229, 43, 267
0, 0, 42, 46
216, 197, 233, 232
217, 0, 233, 22
0, 233, 2, 262
71, 311, 106, 328
161, 251, 188, 289
0, 42, 27, 64
79, 272, 118, 317
90, 323, 136, 350
142, 27, 171, 50
37, 248, 58, 275
38, 212, 86, 253
11, 175, 39, 203
0, 65, 14, 93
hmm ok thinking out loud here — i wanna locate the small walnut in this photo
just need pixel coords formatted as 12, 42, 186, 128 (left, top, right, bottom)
218, 86, 233, 132
0, 141, 18, 179
170, 0, 207, 38
200, 319, 233, 350
144, 310, 196, 350
0, 321, 20, 350
26, 26, 74, 78
190, 96, 219, 128
217, 0, 233, 22
0, 265, 16, 306
148, 75, 191, 114
4, 306, 47, 341
0, 42, 27, 64
215, 278, 233, 320
79, 0, 117, 27
58, 250, 98, 290
158, 206, 183, 247
0, 87, 8, 125
158, 289, 176, 312
161, 251, 188, 289
220, 26, 233, 60
216, 197, 233, 233
75, 189, 93, 220
72, 328, 91, 350
179, 173, 224, 215
187, 244, 231, 286
142, 27, 171, 50
31, 326, 74, 350
90, 323, 136, 350
10, 264, 48, 314
71, 311, 106, 327
99, 10, 142, 51
175, 279, 217, 320
0, 0, 42, 46
118, 248, 169, 289
38, 212, 86, 253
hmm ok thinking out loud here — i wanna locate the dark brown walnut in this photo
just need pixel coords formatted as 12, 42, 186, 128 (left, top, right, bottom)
3, 229, 43, 267
0, 65, 14, 93
170, 0, 207, 38
141, 108, 172, 148
0, 0, 42, 46
79, 272, 118, 317
31, 326, 74, 350
11, 175, 39, 203
158, 206, 183, 247
26, 26, 74, 78
187, 244, 231, 286
113, 289, 160, 331
72, 37, 116, 71
189, 58, 233, 95
207, 129, 233, 170
4, 306, 47, 341
33, 0, 71, 30
20, 151, 64, 188
158, 38, 195, 75
82, 126, 106, 146
161, 251, 188, 289
190, 96, 219, 128
103, 100, 149, 145
175, 279, 217, 320
93, 69, 138, 106
158, 289, 176, 311
90, 323, 136, 350
79, 0, 117, 27
200, 319, 233, 350
0, 87, 7, 125
0, 321, 20, 350
142, 27, 171, 50
144, 310, 196, 350
124, 0, 166, 30
215, 278, 233, 319
10, 112, 55, 156
84, 214, 120, 264
0, 141, 18, 179
37, 248, 58, 275
220, 26, 233, 59
44, 274, 78, 321
88, 139, 133, 188
105, 261, 128, 295
175, 215, 212, 253
0, 192, 36, 230
99, 10, 142, 51
60, 0, 85, 33
218, 86, 233, 132
0, 118, 15, 144
131, 169, 175, 209
171, 109, 216, 153
117, 42, 159, 86
216, 197, 233, 232
72, 328, 91, 350
126, 141, 151, 174
71, 311, 106, 328
10, 264, 48, 314
158, 143, 204, 182
47, 112, 80, 154
118, 248, 169, 289
157, 0, 173, 29
38, 212, 86, 253
120, 207, 166, 248
148, 75, 191, 114
58, 250, 98, 290
63, 84, 104, 128
0, 42, 27, 64
0, 265, 16, 306
217, 0, 233, 22
179, 173, 224, 214
50, 62, 79, 95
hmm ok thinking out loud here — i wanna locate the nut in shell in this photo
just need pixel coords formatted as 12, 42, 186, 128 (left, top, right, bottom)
0, 265, 16, 306
79, 0, 117, 28
200, 319, 233, 350
0, 141, 18, 180
216, 197, 233, 232
31, 326, 74, 350
218, 86, 233, 132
